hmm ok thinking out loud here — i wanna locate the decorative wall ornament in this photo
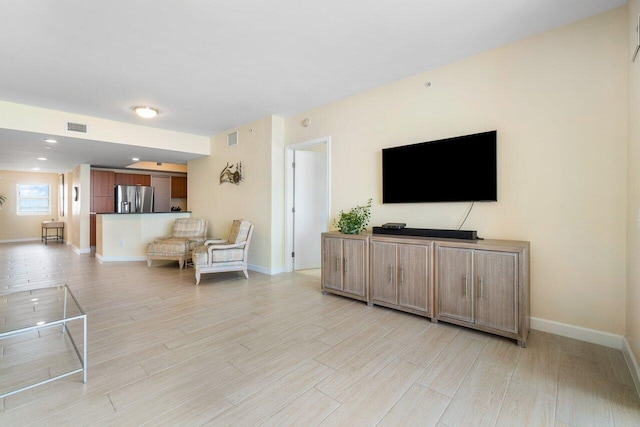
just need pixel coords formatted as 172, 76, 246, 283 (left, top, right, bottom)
220, 162, 243, 184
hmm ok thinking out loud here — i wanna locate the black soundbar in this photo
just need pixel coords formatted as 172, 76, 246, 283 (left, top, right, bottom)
372, 227, 478, 240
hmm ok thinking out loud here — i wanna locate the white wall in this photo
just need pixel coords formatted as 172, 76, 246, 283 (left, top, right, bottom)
285, 7, 628, 336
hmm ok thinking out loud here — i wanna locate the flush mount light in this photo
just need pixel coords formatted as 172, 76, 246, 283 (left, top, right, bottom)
132, 157, 140, 161
32, 167, 40, 171
37, 157, 47, 161
133, 106, 158, 119
44, 138, 57, 143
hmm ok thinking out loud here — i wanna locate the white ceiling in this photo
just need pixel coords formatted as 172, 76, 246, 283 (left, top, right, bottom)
0, 0, 627, 173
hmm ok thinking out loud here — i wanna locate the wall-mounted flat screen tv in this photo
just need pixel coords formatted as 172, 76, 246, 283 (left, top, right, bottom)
382, 130, 497, 203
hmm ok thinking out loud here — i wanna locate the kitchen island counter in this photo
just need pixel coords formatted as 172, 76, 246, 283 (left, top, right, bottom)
96, 211, 191, 262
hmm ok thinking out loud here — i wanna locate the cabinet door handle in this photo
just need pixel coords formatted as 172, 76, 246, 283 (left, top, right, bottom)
389, 265, 394, 284
336, 257, 340, 272
478, 277, 483, 299
344, 258, 348, 273
399, 267, 403, 285
462, 275, 467, 296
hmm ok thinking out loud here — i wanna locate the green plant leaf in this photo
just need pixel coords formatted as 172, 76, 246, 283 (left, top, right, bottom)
333, 198, 372, 234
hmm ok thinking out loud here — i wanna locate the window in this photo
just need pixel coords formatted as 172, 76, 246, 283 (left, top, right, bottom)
17, 184, 51, 215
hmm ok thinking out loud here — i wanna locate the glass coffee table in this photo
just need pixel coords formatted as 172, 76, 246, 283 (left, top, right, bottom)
0, 285, 87, 398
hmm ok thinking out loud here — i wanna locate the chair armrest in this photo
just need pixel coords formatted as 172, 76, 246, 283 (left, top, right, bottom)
204, 239, 227, 245
154, 235, 174, 242
207, 242, 246, 252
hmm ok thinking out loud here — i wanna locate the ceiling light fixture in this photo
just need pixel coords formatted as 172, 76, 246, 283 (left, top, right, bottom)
132, 157, 140, 161
44, 138, 57, 143
37, 157, 47, 161
133, 106, 158, 119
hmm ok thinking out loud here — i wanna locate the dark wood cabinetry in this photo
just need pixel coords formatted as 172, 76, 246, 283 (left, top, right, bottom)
90, 170, 115, 213
171, 176, 187, 198
114, 173, 151, 186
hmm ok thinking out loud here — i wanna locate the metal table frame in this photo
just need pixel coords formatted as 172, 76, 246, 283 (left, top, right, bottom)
0, 285, 87, 399
41, 221, 64, 244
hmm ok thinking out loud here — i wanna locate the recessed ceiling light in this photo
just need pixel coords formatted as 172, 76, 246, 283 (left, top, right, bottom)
132, 157, 140, 162
37, 157, 47, 161
133, 106, 158, 119
32, 167, 40, 171
44, 138, 58, 143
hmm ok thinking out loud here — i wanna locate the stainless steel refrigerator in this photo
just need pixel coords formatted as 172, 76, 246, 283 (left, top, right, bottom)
115, 185, 154, 213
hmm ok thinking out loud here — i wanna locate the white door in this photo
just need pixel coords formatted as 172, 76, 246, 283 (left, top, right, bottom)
151, 176, 171, 213
293, 150, 328, 270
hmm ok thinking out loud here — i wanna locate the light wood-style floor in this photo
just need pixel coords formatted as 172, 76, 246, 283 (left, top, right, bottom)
1, 242, 639, 426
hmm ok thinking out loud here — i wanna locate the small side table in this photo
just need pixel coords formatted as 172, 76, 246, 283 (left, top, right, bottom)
42, 221, 64, 244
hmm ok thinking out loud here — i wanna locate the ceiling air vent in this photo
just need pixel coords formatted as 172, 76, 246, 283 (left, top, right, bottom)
66, 122, 88, 133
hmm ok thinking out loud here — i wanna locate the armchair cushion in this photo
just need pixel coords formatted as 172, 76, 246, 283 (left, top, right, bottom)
192, 219, 253, 285
147, 218, 208, 269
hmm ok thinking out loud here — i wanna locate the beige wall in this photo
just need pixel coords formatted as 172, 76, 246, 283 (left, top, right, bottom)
70, 164, 91, 253
0, 170, 60, 241
285, 8, 628, 335
188, 115, 283, 272
627, 0, 640, 365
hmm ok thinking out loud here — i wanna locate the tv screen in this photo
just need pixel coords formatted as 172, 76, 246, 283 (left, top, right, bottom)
382, 130, 497, 203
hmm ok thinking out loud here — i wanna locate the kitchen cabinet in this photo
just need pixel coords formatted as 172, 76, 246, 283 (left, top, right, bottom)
370, 236, 432, 317
171, 176, 187, 198
321, 232, 368, 302
114, 173, 151, 186
90, 169, 115, 213
435, 240, 529, 347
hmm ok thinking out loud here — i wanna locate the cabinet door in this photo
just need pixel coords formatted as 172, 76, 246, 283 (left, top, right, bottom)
171, 176, 188, 198
322, 237, 343, 291
437, 247, 473, 323
115, 173, 151, 186
398, 243, 430, 313
370, 241, 397, 305
343, 239, 366, 297
91, 170, 115, 197
474, 251, 518, 333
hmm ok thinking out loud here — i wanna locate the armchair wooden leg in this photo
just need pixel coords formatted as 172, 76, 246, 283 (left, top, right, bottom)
243, 268, 249, 279
147, 259, 152, 268
195, 270, 201, 285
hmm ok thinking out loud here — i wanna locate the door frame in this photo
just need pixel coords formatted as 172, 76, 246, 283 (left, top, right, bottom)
284, 136, 331, 272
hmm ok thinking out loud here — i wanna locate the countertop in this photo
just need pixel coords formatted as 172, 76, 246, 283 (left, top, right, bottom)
91, 211, 191, 215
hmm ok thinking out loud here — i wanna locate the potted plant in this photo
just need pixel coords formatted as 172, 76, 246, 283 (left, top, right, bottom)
0, 194, 6, 209
333, 198, 372, 234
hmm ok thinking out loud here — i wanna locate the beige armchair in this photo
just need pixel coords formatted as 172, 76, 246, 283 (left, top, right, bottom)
191, 219, 253, 285
146, 218, 208, 269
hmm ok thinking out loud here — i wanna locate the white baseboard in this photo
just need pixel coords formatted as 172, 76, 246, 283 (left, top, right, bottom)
71, 245, 91, 255
248, 263, 283, 276
530, 318, 640, 398
623, 338, 640, 398
530, 317, 623, 349
0, 238, 40, 243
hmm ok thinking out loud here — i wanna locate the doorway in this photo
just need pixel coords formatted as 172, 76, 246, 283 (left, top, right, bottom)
285, 137, 330, 272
